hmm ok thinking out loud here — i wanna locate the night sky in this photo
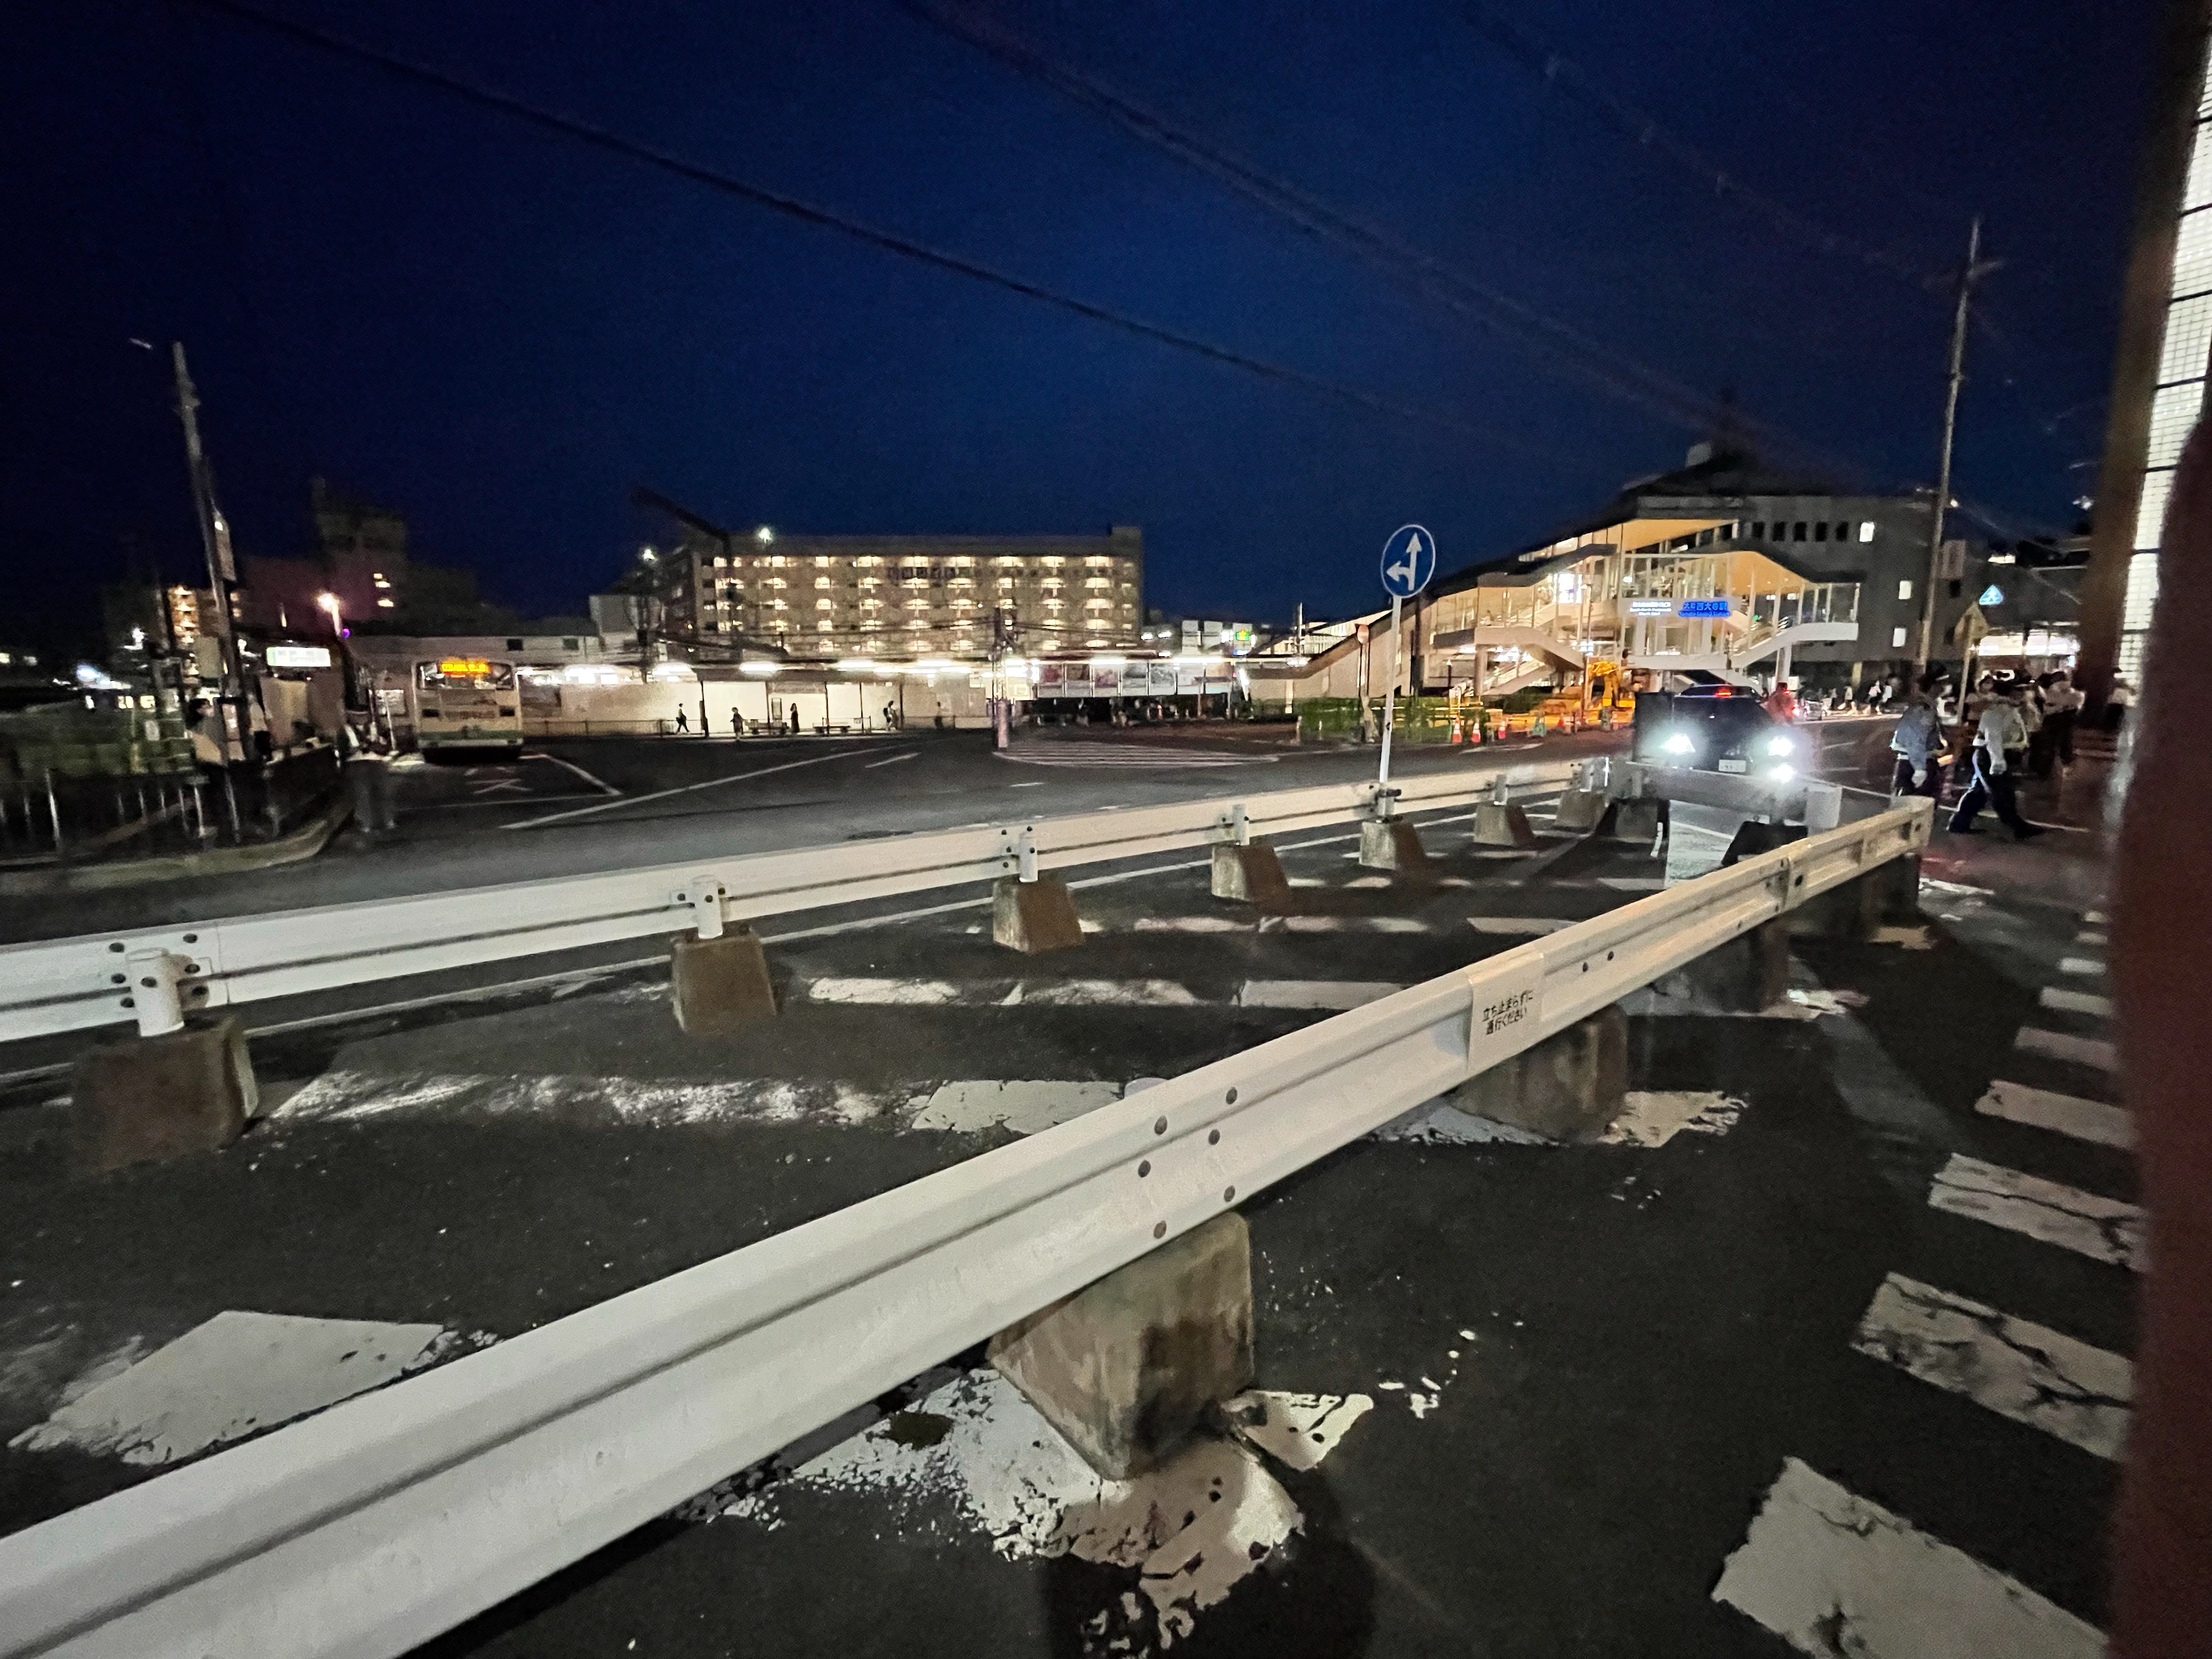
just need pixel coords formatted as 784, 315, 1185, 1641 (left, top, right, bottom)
4, 0, 2163, 656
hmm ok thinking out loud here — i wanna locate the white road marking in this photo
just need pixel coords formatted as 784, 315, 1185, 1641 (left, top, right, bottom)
1008, 781, 1045, 788
710, 1369, 1355, 1648
2074, 930, 2106, 947
1273, 915, 1431, 933
1712, 1457, 2103, 1657
804, 977, 964, 1006
2016, 1028, 2118, 1071
1927, 1155, 2144, 1271
504, 747, 871, 829
1467, 917, 1570, 935
8, 1312, 448, 1465
1344, 874, 1392, 889
1596, 876, 1667, 891
526, 750, 622, 794
1023, 979, 1204, 1007
1237, 980, 1401, 1010
864, 750, 919, 768
1132, 916, 1249, 933
1974, 1080, 2133, 1150
1850, 1273, 2131, 1461
2057, 956, 2103, 977
2083, 909, 2108, 924
1598, 1091, 1743, 1147
1870, 924, 1936, 949
908, 1080, 1123, 1135
2039, 986, 2111, 1018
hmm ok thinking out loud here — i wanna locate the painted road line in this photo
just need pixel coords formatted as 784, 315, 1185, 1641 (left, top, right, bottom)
1009, 781, 1046, 788
1927, 1154, 2145, 1271
864, 751, 919, 768
1467, 917, 1571, 935
1712, 1457, 2103, 1656
1269, 916, 1431, 934
1235, 980, 1401, 1011
1019, 979, 1204, 1007
504, 747, 871, 830
1974, 1081, 2133, 1151
526, 751, 622, 795
2084, 909, 2109, 925
2057, 957, 2104, 977
2038, 986, 2112, 1018
1133, 916, 1251, 934
2074, 931, 2107, 948
797, 977, 1209, 1008
2016, 1028, 2118, 1072
908, 1080, 1122, 1134
804, 977, 964, 1006
1850, 1273, 2131, 1461
1596, 876, 1668, 891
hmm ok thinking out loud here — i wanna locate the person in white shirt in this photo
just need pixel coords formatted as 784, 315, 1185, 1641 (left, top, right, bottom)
2041, 670, 2083, 768
2106, 676, 2136, 733
1948, 681, 2043, 838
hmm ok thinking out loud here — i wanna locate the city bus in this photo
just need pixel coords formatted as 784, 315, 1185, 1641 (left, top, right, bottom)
411, 657, 523, 754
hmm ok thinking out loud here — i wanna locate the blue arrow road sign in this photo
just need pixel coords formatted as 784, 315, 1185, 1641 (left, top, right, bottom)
1380, 524, 1435, 599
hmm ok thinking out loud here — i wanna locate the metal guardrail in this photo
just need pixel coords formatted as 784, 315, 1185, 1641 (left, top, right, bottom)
0, 794, 1933, 1659
0, 758, 1579, 1045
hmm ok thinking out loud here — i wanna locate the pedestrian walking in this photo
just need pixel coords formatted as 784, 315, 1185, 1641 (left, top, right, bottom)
2106, 676, 2136, 734
2042, 670, 2081, 765
1888, 689, 1945, 799
1948, 680, 2043, 838
674, 706, 689, 733
731, 707, 743, 738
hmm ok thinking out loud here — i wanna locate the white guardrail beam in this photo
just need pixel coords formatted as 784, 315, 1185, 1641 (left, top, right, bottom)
0, 796, 1931, 1659
0, 760, 1579, 1045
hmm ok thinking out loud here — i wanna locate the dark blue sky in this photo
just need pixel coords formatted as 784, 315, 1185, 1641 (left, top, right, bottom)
3, 0, 2161, 652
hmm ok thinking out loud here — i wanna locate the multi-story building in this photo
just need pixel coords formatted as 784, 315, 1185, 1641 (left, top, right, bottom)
646, 524, 1144, 659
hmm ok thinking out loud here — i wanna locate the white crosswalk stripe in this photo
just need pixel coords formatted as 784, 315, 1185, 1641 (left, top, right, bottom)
1850, 1273, 2131, 1460
1973, 1080, 2132, 1150
1926, 1155, 2144, 1271
2037, 986, 2112, 1018
2015, 1028, 2118, 1071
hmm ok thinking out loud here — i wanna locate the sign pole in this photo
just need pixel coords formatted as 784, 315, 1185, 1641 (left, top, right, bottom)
1376, 592, 1402, 814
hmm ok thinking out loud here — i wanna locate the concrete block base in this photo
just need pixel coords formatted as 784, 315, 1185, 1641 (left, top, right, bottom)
1690, 917, 1793, 1012
1474, 800, 1541, 848
1442, 1005, 1627, 1142
1210, 842, 1290, 909
993, 874, 1086, 954
672, 927, 778, 1036
1551, 787, 1610, 832
1358, 818, 1429, 872
1789, 853, 1923, 940
71, 1017, 255, 1176
1606, 796, 1667, 845
990, 1212, 1254, 1479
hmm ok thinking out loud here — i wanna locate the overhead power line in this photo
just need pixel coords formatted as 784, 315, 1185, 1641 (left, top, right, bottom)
893, 0, 1869, 482
1457, 2, 1948, 293
179, 0, 1562, 461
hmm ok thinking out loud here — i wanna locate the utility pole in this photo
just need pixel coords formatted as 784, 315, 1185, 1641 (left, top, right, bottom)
170, 343, 249, 763
1914, 218, 2000, 682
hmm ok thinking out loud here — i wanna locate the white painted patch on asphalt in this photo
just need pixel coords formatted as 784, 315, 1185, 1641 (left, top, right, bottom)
1276, 916, 1431, 933
1851, 1273, 2131, 1462
1870, 924, 1936, 949
1025, 979, 1204, 1007
8, 1311, 445, 1465
2074, 930, 2107, 948
2016, 1028, 2118, 1071
2057, 956, 2104, 977
1224, 1390, 1373, 1471
864, 751, 919, 768
276, 1070, 904, 1128
805, 977, 964, 1005
1927, 1155, 2144, 1272
1466, 917, 1571, 935
1782, 988, 1869, 1019
1713, 1457, 2103, 1657
909, 1080, 1124, 1135
1925, 877, 1997, 899
2038, 986, 2112, 1018
1372, 1101, 1548, 1145
1974, 1080, 2132, 1150
718, 1369, 1359, 1650
1237, 980, 1401, 1010
1599, 1091, 1744, 1147
1596, 876, 1667, 890
1132, 916, 1249, 934
1343, 874, 1392, 889
2083, 909, 2108, 924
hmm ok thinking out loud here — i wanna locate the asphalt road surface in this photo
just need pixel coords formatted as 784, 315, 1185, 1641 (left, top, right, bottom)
0, 734, 2129, 1658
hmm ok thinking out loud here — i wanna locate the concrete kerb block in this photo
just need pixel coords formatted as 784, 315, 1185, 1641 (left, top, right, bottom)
1358, 817, 1429, 873
1474, 799, 1542, 848
1722, 820, 1805, 867
1689, 916, 1793, 1012
1210, 841, 1290, 909
994, 873, 1086, 953
1788, 851, 1925, 940
1550, 787, 1610, 832
672, 925, 778, 1036
1606, 795, 1667, 845
989, 1211, 1254, 1479
70, 1015, 256, 1176
1444, 1005, 1627, 1142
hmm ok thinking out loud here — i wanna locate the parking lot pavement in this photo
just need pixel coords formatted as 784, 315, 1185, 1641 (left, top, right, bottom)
0, 767, 2130, 1656
382, 751, 620, 837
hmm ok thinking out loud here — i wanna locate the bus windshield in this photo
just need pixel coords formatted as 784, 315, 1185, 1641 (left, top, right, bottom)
416, 659, 516, 691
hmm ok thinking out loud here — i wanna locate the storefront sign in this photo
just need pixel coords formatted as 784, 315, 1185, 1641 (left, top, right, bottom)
1677, 600, 1731, 618
264, 644, 333, 669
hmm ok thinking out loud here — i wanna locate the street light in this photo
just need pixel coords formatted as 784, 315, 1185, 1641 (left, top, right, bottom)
317, 592, 343, 635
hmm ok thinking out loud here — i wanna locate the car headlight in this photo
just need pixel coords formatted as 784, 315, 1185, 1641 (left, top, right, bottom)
1767, 763, 1795, 781
1765, 734, 1793, 757
1662, 731, 1695, 755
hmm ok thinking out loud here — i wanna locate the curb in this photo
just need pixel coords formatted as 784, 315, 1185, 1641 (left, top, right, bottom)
0, 796, 353, 897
